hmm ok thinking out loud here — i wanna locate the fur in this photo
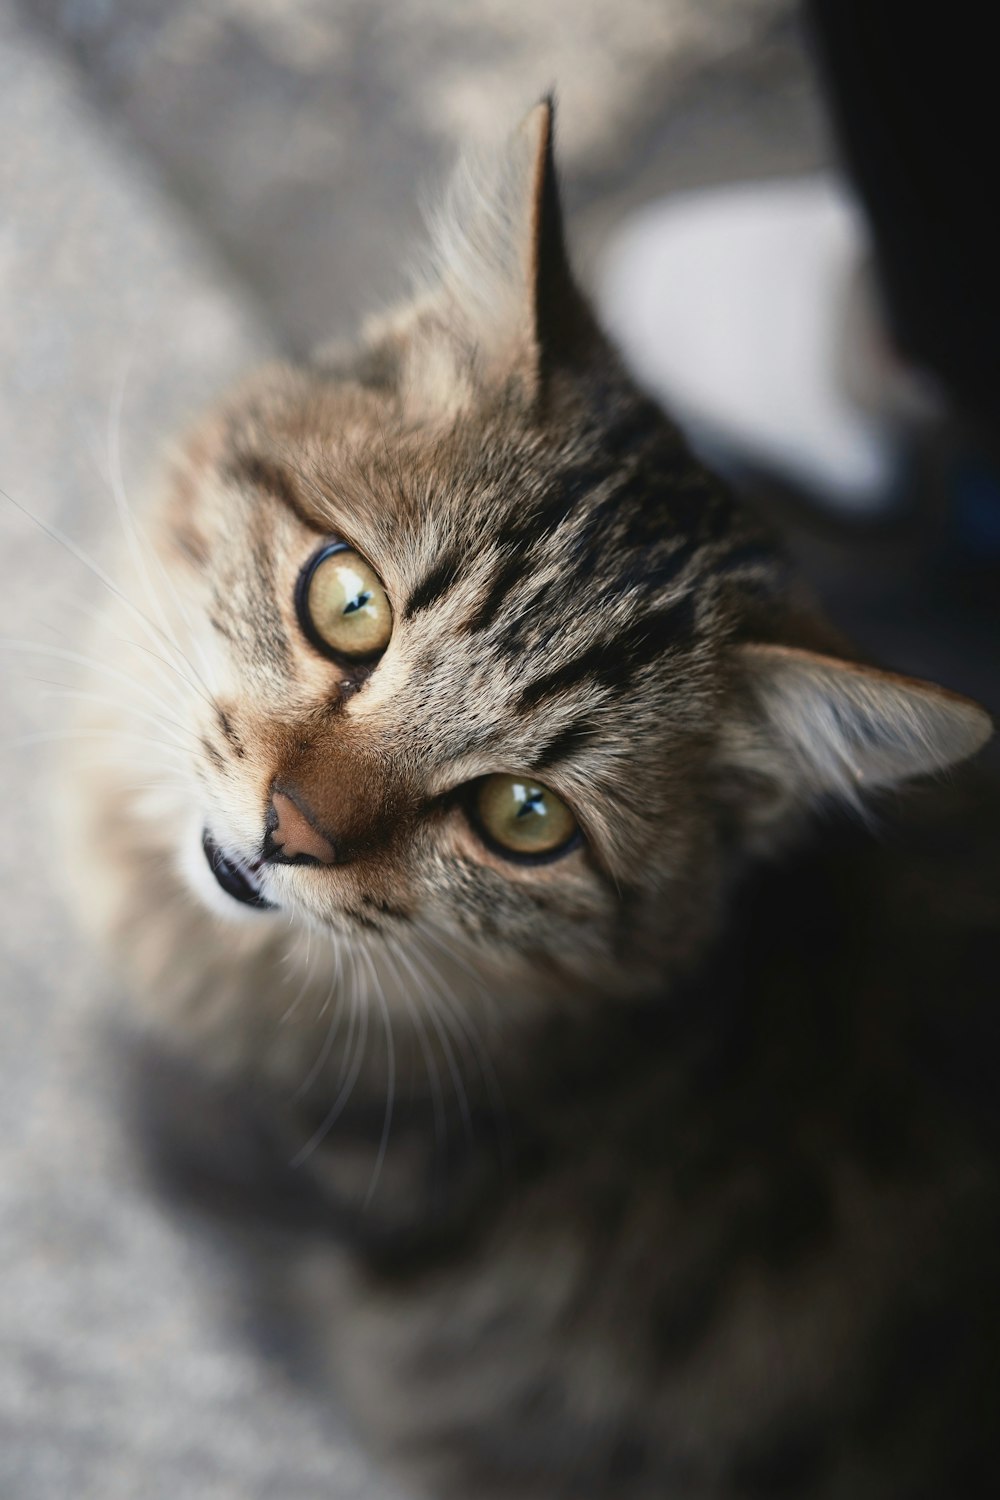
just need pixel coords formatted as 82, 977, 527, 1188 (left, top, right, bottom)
63, 102, 1000, 1498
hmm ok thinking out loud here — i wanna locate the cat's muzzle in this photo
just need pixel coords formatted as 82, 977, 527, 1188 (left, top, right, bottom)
201, 829, 275, 909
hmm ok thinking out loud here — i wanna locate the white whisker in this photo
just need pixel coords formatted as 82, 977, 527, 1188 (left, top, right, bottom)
0, 640, 190, 724
384, 933, 448, 1153
0, 482, 211, 710
359, 943, 396, 1208
280, 924, 316, 1020
290, 957, 369, 1168
404, 936, 474, 1139
2, 727, 194, 760
35, 684, 203, 751
414, 923, 510, 1161
104, 365, 219, 699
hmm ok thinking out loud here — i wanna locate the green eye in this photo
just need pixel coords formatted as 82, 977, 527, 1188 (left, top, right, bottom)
297, 542, 392, 662
474, 774, 579, 860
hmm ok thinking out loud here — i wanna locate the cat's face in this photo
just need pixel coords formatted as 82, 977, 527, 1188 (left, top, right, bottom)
158, 359, 754, 1002
126, 103, 989, 1016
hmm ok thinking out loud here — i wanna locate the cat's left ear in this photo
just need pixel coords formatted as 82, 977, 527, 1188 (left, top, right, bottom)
422, 96, 596, 389
720, 643, 992, 816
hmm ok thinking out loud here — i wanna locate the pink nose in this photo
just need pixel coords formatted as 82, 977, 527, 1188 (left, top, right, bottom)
264, 788, 336, 866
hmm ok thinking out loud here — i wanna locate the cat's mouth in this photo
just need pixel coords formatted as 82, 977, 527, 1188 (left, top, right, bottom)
201, 829, 275, 910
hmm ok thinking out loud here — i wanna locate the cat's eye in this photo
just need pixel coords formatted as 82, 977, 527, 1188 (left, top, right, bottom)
296, 542, 392, 663
474, 774, 579, 861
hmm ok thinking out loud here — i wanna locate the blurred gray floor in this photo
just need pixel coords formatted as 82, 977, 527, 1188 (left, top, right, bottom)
0, 2, 824, 1495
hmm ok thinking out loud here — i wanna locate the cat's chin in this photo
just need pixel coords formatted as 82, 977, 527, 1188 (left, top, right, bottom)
177, 818, 282, 927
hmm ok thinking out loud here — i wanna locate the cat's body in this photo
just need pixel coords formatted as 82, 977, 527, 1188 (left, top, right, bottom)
115, 775, 1000, 1500
66, 104, 1000, 1497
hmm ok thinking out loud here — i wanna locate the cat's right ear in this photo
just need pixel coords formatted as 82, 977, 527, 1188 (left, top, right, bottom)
717, 643, 992, 829
356, 99, 597, 416
423, 97, 597, 384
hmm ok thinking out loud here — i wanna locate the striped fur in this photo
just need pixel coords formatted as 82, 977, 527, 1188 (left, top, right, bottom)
64, 103, 999, 1499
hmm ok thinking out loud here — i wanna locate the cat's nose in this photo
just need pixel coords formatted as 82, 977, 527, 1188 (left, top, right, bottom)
263, 787, 336, 866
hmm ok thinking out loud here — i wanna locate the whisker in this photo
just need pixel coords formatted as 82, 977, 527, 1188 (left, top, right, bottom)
290, 960, 370, 1168
280, 924, 317, 1020
333, 946, 361, 1093
103, 364, 219, 700
413, 923, 511, 1163
1, 727, 197, 763
420, 918, 503, 1025
21, 600, 201, 723
291, 973, 342, 1099
404, 937, 475, 1140
293, 930, 355, 1101
34, 683, 203, 751
384, 934, 448, 1154
0, 483, 211, 710
359, 943, 396, 1208
0, 640, 190, 724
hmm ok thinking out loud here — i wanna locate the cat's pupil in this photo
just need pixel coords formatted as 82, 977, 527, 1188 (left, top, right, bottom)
343, 590, 372, 616
517, 793, 545, 820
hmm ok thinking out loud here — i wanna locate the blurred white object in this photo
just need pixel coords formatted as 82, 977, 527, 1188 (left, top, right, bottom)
600, 175, 930, 511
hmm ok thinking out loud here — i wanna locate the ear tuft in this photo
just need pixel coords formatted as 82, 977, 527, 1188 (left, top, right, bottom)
732, 643, 992, 809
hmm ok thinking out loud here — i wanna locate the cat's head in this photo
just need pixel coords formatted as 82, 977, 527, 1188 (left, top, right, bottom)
144, 102, 990, 1011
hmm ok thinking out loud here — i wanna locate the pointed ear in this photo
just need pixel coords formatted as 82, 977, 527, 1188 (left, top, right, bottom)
721, 643, 992, 814
359, 99, 594, 413
522, 97, 595, 369
426, 97, 592, 384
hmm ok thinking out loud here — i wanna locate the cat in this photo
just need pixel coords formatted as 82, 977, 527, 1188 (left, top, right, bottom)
64, 100, 1000, 1498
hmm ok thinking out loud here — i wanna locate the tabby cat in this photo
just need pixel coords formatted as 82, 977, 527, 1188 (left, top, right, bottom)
67, 102, 1000, 1498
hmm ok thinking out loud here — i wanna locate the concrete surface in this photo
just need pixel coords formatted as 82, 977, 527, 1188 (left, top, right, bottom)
18, 0, 824, 347
0, 3, 830, 1496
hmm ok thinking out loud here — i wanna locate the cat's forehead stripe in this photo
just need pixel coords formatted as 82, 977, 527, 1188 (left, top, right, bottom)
515, 595, 697, 715
403, 550, 464, 620
531, 716, 597, 770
